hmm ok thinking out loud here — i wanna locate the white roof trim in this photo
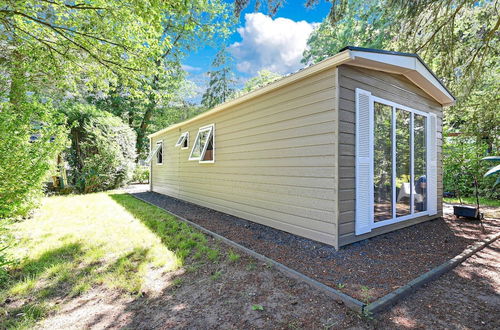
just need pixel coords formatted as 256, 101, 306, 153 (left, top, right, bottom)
348, 50, 455, 106
149, 48, 454, 138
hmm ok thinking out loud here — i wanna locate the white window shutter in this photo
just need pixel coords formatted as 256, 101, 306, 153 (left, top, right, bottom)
355, 88, 374, 235
427, 113, 438, 215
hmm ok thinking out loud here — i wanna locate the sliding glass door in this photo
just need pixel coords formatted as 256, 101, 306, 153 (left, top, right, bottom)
372, 98, 428, 227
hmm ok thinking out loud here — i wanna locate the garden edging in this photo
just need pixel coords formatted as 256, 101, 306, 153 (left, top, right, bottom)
128, 191, 499, 315
365, 230, 500, 314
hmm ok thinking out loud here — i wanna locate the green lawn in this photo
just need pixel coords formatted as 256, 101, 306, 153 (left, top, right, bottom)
443, 197, 500, 208
0, 192, 218, 329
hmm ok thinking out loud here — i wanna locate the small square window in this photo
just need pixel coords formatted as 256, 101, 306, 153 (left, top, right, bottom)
175, 132, 189, 149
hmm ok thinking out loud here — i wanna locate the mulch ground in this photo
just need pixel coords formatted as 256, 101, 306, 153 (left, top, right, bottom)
131, 189, 499, 303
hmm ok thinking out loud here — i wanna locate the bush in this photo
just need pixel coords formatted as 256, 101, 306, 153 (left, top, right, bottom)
64, 104, 136, 193
0, 101, 66, 218
131, 166, 149, 184
443, 135, 499, 201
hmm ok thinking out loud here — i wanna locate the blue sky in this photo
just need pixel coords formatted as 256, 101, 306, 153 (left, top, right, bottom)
182, 1, 331, 102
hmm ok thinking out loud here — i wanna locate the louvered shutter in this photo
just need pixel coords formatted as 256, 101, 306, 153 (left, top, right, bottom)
427, 113, 438, 215
355, 89, 374, 235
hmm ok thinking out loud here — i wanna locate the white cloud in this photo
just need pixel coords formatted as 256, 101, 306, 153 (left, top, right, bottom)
230, 13, 317, 75
181, 64, 202, 72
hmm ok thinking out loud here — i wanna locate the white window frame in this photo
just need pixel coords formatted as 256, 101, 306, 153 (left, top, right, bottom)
156, 140, 163, 165
370, 96, 430, 229
188, 124, 215, 164
175, 132, 189, 149
145, 141, 162, 164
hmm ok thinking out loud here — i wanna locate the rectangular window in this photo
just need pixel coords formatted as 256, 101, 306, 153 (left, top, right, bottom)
156, 141, 163, 165
145, 141, 162, 164
355, 88, 436, 235
189, 124, 215, 163
372, 97, 429, 228
175, 132, 189, 149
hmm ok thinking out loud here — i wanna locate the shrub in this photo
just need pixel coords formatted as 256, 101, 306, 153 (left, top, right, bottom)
64, 104, 136, 193
0, 101, 66, 218
443, 135, 499, 201
131, 166, 149, 184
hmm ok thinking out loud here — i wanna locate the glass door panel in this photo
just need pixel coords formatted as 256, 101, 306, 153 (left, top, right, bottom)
395, 109, 411, 217
374, 102, 393, 222
414, 114, 427, 212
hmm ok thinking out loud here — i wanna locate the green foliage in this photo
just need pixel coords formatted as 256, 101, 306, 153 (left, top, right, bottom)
202, 48, 237, 108
63, 104, 136, 193
251, 304, 264, 311
443, 136, 499, 201
0, 101, 66, 218
239, 70, 282, 95
444, 197, 500, 208
132, 166, 150, 184
227, 250, 241, 263
1, 0, 233, 164
0, 0, 171, 91
302, 0, 393, 64
211, 270, 223, 281
0, 219, 15, 286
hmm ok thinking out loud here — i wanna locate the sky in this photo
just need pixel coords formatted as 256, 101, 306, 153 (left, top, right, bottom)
182, 0, 332, 103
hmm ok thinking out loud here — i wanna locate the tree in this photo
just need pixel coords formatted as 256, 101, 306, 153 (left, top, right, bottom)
63, 104, 136, 193
302, 0, 394, 65
1, 0, 233, 158
202, 48, 237, 108
122, 1, 233, 159
0, 0, 172, 217
235, 0, 499, 91
0, 0, 171, 95
240, 70, 282, 93
0, 100, 66, 218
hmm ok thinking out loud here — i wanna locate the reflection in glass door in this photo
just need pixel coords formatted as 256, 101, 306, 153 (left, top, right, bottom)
374, 102, 393, 222
396, 109, 411, 217
372, 98, 428, 225
414, 114, 427, 212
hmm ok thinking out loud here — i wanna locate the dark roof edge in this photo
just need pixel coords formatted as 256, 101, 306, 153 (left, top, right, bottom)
339, 46, 456, 101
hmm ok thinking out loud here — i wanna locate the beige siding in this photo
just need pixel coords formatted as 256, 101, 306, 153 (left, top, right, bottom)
151, 68, 339, 247
337, 65, 444, 246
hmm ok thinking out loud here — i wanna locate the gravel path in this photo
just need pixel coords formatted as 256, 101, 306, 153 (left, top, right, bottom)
376, 239, 500, 329
128, 186, 499, 302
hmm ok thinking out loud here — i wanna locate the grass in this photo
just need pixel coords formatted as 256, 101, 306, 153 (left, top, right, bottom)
444, 196, 500, 207
227, 250, 241, 263
0, 192, 217, 329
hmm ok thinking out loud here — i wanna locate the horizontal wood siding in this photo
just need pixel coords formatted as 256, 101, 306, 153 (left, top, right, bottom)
337, 65, 444, 247
151, 68, 338, 247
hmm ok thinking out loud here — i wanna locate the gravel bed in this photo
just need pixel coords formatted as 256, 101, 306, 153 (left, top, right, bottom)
130, 189, 499, 302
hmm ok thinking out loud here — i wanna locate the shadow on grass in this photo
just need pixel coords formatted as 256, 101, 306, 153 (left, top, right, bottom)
0, 241, 154, 329
109, 192, 219, 263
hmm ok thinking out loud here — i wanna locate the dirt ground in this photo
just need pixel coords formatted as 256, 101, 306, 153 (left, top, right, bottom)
37, 235, 500, 329
130, 189, 498, 302
32, 187, 499, 329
